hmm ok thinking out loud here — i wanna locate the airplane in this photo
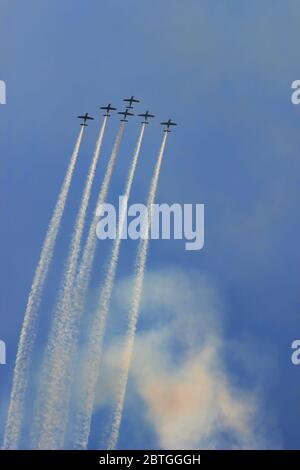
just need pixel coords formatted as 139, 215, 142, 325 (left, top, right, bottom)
100, 103, 117, 117
138, 111, 155, 124
77, 113, 94, 126
160, 119, 177, 132
123, 96, 140, 109
118, 109, 134, 122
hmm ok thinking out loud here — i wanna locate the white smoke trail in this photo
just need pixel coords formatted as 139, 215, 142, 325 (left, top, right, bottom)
36, 117, 108, 450
73, 121, 125, 323
2, 126, 85, 450
72, 124, 146, 450
107, 132, 168, 450
34, 122, 124, 449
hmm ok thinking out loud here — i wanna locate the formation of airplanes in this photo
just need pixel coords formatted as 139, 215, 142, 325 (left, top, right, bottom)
77, 97, 177, 131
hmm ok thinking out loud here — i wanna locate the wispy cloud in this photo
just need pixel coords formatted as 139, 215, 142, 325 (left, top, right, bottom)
130, 331, 256, 449
88, 268, 272, 449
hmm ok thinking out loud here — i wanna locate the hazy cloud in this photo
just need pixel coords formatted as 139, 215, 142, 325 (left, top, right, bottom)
90, 268, 268, 449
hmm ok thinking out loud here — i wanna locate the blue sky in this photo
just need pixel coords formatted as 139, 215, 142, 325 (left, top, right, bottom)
1, 0, 300, 449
